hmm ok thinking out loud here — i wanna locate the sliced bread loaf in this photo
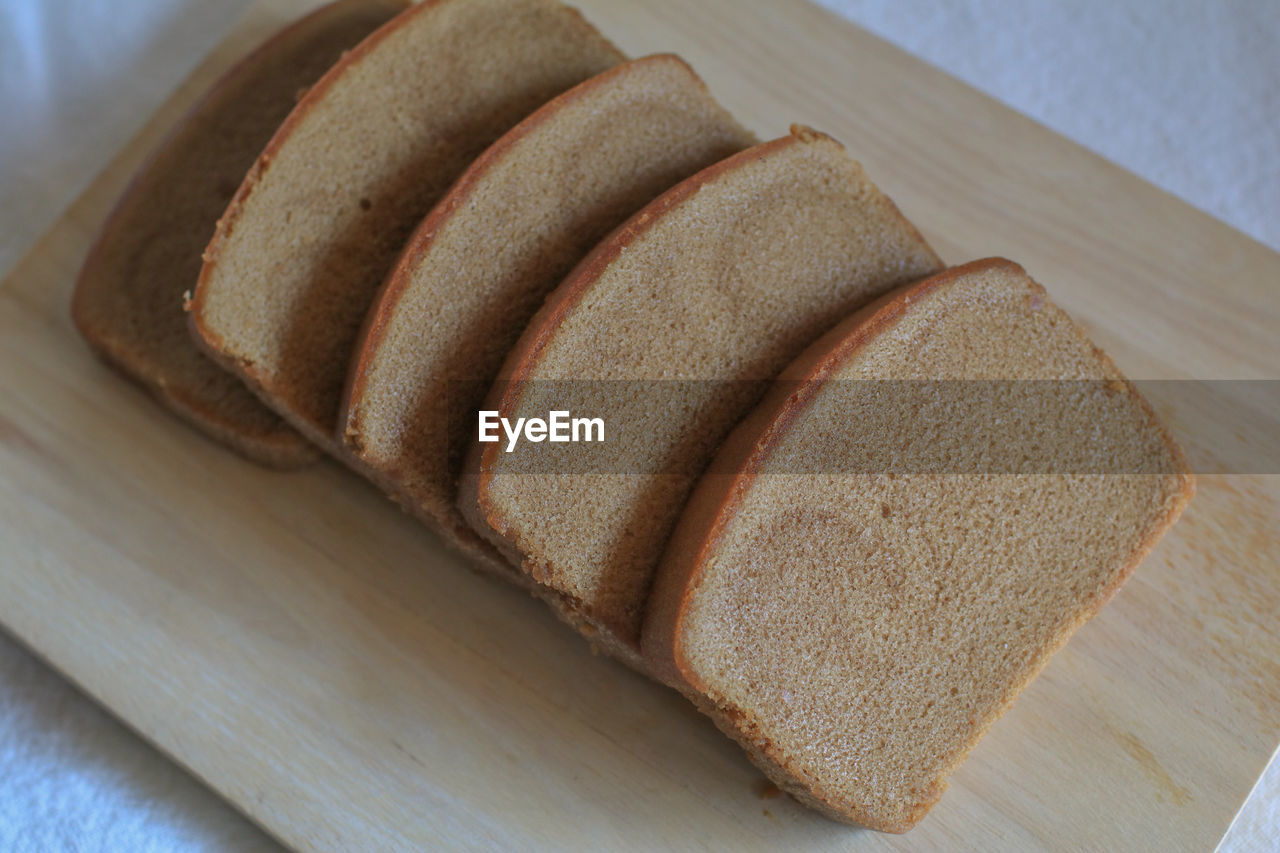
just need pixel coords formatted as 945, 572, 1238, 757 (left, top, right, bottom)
642, 258, 1195, 831
71, 0, 405, 467
187, 0, 624, 453
340, 54, 755, 555
459, 127, 943, 668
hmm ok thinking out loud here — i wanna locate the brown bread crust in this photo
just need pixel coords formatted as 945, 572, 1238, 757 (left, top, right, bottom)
73, 0, 406, 467
641, 258, 1195, 831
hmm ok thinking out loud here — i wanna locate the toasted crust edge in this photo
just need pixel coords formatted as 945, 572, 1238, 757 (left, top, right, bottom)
640, 258, 1196, 831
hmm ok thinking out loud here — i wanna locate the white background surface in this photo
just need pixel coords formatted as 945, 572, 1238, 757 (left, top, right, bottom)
0, 0, 1276, 849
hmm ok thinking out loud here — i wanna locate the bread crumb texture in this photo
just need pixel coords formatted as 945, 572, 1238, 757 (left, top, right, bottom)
344, 54, 754, 540
475, 127, 942, 656
666, 260, 1193, 831
192, 0, 623, 445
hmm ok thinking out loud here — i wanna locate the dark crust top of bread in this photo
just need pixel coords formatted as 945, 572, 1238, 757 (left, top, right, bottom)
639, 258, 1195, 831
73, 0, 408, 468
338, 53, 709, 447
458, 125, 940, 557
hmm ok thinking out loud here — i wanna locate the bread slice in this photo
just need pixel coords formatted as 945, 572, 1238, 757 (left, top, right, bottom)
340, 54, 755, 558
642, 258, 1195, 831
71, 0, 405, 467
459, 127, 943, 668
187, 0, 624, 453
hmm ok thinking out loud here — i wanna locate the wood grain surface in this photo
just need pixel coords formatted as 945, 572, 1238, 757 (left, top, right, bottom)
1, 0, 1277, 850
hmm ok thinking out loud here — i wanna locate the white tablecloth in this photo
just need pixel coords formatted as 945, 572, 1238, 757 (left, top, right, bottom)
0, 0, 1275, 849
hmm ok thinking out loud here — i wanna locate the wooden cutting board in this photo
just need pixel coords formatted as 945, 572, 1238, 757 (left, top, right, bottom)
1, 0, 1276, 850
